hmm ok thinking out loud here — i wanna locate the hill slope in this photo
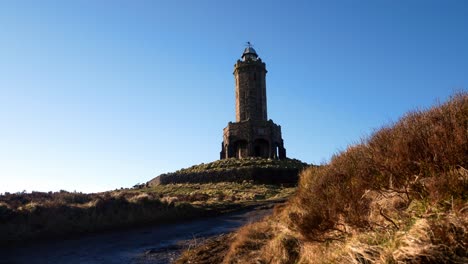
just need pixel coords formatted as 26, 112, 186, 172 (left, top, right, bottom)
178, 92, 468, 263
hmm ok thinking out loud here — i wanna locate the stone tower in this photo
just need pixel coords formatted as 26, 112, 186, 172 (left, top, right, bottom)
220, 45, 286, 159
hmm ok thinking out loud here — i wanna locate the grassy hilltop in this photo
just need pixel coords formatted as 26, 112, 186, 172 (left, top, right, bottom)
178, 93, 468, 263
149, 158, 308, 185
0, 159, 306, 245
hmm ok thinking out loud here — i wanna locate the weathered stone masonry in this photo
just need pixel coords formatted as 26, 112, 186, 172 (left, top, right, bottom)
220, 46, 286, 159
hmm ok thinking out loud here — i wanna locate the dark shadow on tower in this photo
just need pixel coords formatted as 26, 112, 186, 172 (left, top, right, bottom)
220, 45, 286, 160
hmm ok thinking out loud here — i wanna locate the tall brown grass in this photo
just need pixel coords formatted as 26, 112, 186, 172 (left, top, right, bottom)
290, 92, 467, 240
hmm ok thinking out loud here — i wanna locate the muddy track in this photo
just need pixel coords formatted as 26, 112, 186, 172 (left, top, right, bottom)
0, 201, 282, 264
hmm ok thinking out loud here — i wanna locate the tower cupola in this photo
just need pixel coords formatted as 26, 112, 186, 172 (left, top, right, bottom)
241, 43, 258, 61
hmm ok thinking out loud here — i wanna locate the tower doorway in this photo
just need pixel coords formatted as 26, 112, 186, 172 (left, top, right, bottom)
253, 139, 269, 158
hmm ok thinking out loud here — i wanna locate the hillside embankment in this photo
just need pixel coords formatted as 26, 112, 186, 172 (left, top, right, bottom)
177, 92, 468, 263
0, 176, 302, 246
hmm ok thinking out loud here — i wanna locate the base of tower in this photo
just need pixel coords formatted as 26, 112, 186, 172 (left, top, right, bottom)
220, 119, 286, 160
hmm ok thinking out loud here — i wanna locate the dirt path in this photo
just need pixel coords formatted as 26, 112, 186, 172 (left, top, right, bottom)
0, 203, 276, 264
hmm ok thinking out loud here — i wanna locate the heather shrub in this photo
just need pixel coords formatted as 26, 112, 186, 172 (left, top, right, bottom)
291, 93, 468, 239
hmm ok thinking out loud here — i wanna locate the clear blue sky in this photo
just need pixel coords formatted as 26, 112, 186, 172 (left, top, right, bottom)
1, 1, 467, 193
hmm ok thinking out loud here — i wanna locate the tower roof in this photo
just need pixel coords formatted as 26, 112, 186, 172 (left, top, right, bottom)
243, 46, 257, 55
242, 46, 258, 59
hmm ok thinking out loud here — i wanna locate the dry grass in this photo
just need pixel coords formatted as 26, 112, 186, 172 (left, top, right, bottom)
289, 92, 468, 263
291, 92, 467, 239
176, 233, 236, 264
136, 182, 296, 204
0, 183, 295, 246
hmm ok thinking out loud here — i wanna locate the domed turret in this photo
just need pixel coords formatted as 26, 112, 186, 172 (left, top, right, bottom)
241, 44, 258, 61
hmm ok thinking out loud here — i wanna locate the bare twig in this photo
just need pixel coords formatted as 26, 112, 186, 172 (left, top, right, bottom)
379, 208, 399, 229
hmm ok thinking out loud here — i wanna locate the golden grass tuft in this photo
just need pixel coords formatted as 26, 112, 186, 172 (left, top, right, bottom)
223, 221, 273, 263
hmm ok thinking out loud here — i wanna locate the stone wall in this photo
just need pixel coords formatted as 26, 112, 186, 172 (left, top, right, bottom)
149, 167, 301, 186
